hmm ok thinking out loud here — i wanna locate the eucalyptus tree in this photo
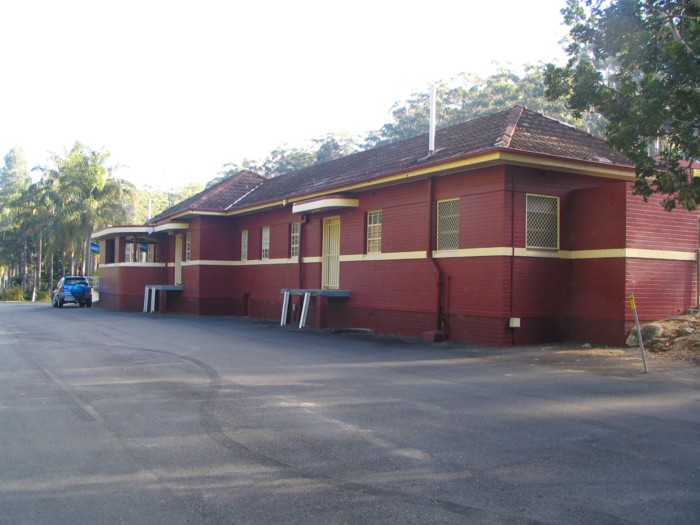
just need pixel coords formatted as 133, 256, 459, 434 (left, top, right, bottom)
363, 66, 600, 148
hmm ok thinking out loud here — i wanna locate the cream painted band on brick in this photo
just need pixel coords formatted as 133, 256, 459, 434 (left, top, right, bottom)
153, 246, 696, 269
100, 262, 166, 268
184, 259, 292, 267
340, 251, 427, 262
623, 249, 697, 261
515, 248, 697, 261
433, 247, 513, 258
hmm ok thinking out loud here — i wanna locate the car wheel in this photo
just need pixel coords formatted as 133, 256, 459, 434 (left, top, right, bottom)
79, 302, 85, 307
58, 299, 64, 308
86, 300, 92, 308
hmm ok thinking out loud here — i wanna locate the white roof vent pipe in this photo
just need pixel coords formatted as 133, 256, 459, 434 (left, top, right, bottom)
429, 84, 437, 154
417, 85, 441, 163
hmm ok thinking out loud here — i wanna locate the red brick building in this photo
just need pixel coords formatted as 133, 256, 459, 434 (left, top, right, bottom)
92, 107, 698, 346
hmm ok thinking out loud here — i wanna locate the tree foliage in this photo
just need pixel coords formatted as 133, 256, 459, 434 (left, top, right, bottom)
0, 143, 135, 294
215, 65, 599, 183
545, 0, 700, 210
363, 66, 601, 147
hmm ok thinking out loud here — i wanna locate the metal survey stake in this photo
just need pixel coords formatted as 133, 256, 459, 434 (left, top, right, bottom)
629, 293, 649, 373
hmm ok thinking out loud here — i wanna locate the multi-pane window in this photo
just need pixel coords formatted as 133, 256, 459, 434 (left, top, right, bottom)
526, 194, 559, 249
290, 222, 300, 258
367, 210, 382, 254
185, 233, 192, 261
437, 199, 460, 251
261, 226, 270, 260
241, 230, 248, 262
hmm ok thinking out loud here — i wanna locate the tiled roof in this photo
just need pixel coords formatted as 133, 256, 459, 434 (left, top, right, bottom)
232, 106, 630, 210
153, 106, 631, 221
150, 170, 266, 223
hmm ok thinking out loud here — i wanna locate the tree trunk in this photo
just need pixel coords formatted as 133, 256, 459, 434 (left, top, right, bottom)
47, 252, 54, 291
21, 233, 28, 292
37, 235, 43, 291
81, 237, 88, 276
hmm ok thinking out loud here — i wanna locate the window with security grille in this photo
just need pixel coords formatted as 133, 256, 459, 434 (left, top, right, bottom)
185, 233, 192, 261
526, 194, 559, 249
261, 226, 270, 260
290, 222, 300, 258
437, 199, 460, 251
241, 230, 248, 262
366, 210, 382, 253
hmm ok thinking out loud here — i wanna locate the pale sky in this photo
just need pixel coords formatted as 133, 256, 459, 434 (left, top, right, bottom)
1, 0, 570, 189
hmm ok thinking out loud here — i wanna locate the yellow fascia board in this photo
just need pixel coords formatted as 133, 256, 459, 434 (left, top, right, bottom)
226, 151, 633, 217
498, 152, 634, 180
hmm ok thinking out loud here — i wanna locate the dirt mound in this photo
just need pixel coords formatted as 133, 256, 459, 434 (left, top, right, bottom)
641, 311, 700, 365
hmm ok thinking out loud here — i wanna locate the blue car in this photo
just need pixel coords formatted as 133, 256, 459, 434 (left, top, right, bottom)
52, 276, 93, 308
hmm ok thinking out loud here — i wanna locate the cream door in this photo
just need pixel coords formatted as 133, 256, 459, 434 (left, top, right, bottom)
322, 217, 340, 289
174, 234, 183, 285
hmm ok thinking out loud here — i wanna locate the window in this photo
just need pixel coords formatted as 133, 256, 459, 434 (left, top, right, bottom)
526, 194, 559, 249
261, 226, 270, 260
241, 230, 248, 262
125, 241, 134, 263
367, 210, 382, 254
290, 222, 300, 258
437, 199, 460, 251
647, 136, 667, 157
105, 239, 115, 264
185, 233, 192, 261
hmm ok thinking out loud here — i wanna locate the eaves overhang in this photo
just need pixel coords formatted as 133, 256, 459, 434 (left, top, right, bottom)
292, 195, 359, 214
91, 222, 189, 240
222, 148, 634, 217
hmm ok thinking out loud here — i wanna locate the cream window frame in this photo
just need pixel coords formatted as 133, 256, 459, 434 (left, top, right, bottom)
261, 226, 270, 260
526, 194, 559, 250
241, 230, 248, 262
366, 210, 382, 254
290, 222, 300, 259
185, 233, 192, 261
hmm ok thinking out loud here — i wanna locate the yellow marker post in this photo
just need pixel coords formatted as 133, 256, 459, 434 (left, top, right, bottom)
629, 293, 649, 373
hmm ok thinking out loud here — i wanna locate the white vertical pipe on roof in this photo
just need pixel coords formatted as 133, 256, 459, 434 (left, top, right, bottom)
429, 84, 437, 153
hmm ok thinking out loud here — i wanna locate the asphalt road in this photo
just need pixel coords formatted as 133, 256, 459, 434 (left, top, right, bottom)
0, 302, 698, 524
